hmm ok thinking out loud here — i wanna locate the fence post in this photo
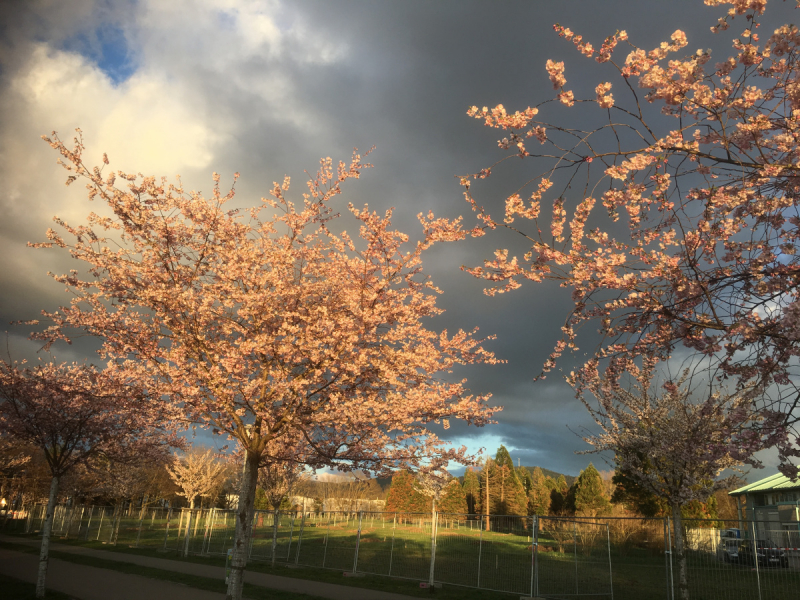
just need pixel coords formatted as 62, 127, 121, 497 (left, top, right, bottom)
111, 508, 121, 545
183, 509, 194, 556
135, 509, 145, 548
25, 504, 34, 534
162, 508, 172, 551
295, 512, 305, 565
63, 505, 77, 540
201, 508, 213, 555
84, 507, 94, 540
665, 517, 674, 600
606, 523, 614, 600
286, 513, 295, 561
530, 516, 537, 599
322, 512, 331, 568
96, 508, 105, 541
477, 515, 484, 589
751, 520, 763, 600
388, 514, 396, 577
574, 520, 579, 596
428, 509, 437, 588
352, 510, 363, 574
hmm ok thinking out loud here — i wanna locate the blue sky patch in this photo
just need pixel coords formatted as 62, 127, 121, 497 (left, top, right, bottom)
65, 24, 136, 85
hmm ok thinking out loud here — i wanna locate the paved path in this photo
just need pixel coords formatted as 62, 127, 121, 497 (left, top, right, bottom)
0, 535, 419, 600
0, 547, 225, 600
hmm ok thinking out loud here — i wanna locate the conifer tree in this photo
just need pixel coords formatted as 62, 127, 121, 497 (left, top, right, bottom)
385, 470, 431, 513
462, 467, 480, 515
572, 463, 610, 517
527, 467, 550, 516
493, 445, 527, 515
547, 475, 569, 515
518, 466, 533, 495
435, 479, 468, 515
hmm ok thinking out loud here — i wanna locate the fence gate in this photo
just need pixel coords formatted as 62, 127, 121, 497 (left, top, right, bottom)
535, 517, 614, 600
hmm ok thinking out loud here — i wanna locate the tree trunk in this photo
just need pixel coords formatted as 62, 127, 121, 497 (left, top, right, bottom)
183, 496, 196, 557
36, 475, 60, 599
671, 503, 689, 600
428, 499, 437, 588
271, 508, 279, 568
484, 461, 490, 532
225, 450, 259, 600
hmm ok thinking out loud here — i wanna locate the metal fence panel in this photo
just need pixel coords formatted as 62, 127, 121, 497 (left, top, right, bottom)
17, 504, 800, 599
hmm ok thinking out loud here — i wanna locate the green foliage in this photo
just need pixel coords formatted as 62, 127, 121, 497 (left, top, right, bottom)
571, 463, 610, 517
611, 466, 721, 520
384, 470, 431, 513
437, 479, 468, 515
254, 487, 293, 511
518, 467, 533, 494
462, 467, 480, 514
476, 448, 527, 515
526, 466, 550, 516
546, 475, 569, 515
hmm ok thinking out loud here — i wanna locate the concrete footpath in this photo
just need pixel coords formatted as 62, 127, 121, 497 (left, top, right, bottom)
0, 535, 419, 600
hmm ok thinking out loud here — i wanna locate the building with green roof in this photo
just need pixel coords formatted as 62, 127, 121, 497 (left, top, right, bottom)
729, 472, 800, 544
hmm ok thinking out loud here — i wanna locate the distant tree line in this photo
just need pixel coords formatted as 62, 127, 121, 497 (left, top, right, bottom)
382, 444, 738, 523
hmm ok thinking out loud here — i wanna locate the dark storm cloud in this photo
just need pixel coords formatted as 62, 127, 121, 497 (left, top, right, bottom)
2, 0, 795, 478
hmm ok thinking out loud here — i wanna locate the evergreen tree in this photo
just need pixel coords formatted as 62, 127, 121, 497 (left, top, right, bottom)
385, 471, 431, 513
518, 466, 533, 495
572, 463, 611, 517
492, 446, 527, 515
462, 467, 480, 515
527, 467, 550, 516
438, 479, 468, 515
547, 475, 569, 515
612, 466, 721, 521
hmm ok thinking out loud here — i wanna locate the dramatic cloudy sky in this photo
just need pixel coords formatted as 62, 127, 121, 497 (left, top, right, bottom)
1, 0, 795, 478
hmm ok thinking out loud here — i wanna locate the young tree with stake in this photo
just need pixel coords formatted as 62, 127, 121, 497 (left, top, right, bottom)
0, 361, 177, 598
167, 447, 226, 556
35, 134, 500, 600
582, 363, 773, 600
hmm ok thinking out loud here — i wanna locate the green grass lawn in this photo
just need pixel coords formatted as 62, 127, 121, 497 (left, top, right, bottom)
7, 513, 800, 600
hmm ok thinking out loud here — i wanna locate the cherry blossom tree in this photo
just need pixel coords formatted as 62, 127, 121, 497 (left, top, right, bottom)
0, 361, 176, 598
168, 447, 226, 509
167, 447, 226, 556
35, 132, 499, 600
582, 363, 771, 600
423, 0, 800, 474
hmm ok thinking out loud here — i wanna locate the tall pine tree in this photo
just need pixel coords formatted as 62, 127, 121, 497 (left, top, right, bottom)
527, 466, 550, 516
477, 446, 528, 516
463, 467, 480, 515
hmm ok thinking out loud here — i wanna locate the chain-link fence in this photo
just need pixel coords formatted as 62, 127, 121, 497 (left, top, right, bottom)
4, 506, 800, 599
